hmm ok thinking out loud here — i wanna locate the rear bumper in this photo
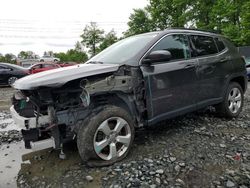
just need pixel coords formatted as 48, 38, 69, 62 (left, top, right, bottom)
10, 105, 50, 130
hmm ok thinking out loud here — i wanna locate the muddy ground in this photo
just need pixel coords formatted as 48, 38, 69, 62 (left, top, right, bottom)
0, 86, 250, 188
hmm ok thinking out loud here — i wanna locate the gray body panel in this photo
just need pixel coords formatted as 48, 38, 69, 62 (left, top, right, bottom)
13, 63, 120, 90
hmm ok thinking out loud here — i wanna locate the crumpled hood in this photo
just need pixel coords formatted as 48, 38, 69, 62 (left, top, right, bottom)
13, 63, 120, 90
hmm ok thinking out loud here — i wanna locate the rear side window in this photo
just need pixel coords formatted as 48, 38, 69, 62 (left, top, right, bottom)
189, 35, 218, 57
215, 38, 226, 52
151, 34, 191, 61
33, 64, 42, 69
43, 64, 54, 68
0, 65, 7, 70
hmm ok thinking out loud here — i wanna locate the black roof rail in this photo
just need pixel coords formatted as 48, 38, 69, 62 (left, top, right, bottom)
165, 27, 222, 34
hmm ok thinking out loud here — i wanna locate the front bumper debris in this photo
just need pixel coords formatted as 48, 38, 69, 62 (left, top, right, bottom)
10, 105, 50, 129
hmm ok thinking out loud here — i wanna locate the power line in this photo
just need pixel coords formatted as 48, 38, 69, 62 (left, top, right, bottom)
0, 19, 127, 25
0, 34, 80, 39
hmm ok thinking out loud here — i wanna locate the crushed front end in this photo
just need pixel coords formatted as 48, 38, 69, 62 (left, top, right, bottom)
10, 65, 147, 152
11, 86, 86, 150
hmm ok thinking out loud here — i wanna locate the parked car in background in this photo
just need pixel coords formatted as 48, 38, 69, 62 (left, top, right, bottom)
11, 29, 247, 166
28, 63, 61, 74
0, 63, 29, 86
39, 55, 60, 62
57, 62, 77, 67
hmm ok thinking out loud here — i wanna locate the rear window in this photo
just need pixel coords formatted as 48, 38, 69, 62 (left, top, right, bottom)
215, 38, 226, 52
43, 64, 54, 68
190, 35, 218, 57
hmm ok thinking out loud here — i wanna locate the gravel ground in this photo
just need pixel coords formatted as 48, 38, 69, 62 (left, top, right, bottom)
0, 87, 14, 111
0, 86, 250, 188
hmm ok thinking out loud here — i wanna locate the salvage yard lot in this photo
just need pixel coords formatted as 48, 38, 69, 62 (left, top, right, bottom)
0, 86, 250, 188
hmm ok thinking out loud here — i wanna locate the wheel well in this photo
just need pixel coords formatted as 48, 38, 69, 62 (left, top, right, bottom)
92, 94, 131, 113
230, 76, 246, 92
91, 94, 138, 124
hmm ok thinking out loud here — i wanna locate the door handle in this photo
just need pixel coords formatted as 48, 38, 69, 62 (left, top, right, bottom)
184, 63, 196, 69
219, 57, 230, 63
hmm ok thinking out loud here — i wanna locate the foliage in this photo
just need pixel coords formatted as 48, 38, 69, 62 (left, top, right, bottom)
80, 22, 104, 57
18, 51, 29, 59
43, 51, 54, 57
240, 1, 250, 46
98, 30, 118, 53
54, 49, 88, 63
0, 53, 16, 63
18, 51, 38, 59
124, 7, 153, 37
125, 0, 250, 46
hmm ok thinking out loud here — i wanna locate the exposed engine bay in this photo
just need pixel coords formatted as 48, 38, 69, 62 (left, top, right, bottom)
11, 65, 147, 150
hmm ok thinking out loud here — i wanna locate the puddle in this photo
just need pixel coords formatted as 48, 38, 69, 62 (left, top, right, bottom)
0, 142, 31, 188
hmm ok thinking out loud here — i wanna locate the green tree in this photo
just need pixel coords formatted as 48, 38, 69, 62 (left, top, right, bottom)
44, 51, 54, 57
18, 51, 29, 59
124, 7, 153, 37
98, 30, 118, 52
0, 53, 16, 63
80, 22, 104, 57
125, 0, 249, 46
149, 0, 191, 29
240, 1, 250, 46
75, 41, 83, 52
66, 49, 88, 63
54, 43, 88, 63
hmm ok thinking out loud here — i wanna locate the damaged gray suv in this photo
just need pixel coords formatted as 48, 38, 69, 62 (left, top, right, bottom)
11, 29, 247, 166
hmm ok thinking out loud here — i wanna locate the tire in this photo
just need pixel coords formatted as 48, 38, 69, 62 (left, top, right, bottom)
8, 77, 18, 86
215, 82, 244, 118
77, 105, 135, 167
40, 59, 44, 62
54, 59, 58, 62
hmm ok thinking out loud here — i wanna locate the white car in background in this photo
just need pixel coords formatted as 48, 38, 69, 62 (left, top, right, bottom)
39, 55, 60, 62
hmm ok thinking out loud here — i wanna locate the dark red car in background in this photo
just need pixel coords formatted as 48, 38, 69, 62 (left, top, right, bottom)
28, 62, 76, 74
28, 63, 61, 74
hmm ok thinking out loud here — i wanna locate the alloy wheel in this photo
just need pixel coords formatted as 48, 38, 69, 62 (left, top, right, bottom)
93, 117, 132, 161
228, 87, 242, 114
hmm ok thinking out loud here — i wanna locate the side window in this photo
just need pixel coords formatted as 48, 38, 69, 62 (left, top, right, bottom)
33, 64, 42, 69
152, 34, 191, 61
43, 64, 53, 68
190, 35, 218, 57
215, 38, 226, 52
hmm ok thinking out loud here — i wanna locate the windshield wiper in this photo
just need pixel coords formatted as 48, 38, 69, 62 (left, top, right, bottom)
87, 61, 104, 64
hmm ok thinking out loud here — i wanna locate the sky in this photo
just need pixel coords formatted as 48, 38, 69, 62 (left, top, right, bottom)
0, 0, 148, 56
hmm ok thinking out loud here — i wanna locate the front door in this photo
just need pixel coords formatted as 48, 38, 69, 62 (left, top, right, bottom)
141, 34, 199, 124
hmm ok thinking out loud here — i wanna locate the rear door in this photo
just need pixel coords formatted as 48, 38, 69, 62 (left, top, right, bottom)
0, 65, 11, 84
31, 64, 43, 73
189, 35, 228, 106
141, 34, 199, 123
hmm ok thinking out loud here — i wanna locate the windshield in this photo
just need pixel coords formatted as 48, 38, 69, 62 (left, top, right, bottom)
88, 33, 158, 64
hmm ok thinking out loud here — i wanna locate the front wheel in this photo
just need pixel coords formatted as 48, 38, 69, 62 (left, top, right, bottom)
77, 106, 135, 166
215, 82, 244, 118
8, 77, 18, 86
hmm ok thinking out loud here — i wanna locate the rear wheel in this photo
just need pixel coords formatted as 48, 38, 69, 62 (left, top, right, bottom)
8, 77, 18, 86
215, 82, 243, 118
77, 105, 135, 166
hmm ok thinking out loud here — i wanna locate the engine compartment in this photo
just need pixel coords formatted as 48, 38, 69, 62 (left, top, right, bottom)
12, 65, 147, 149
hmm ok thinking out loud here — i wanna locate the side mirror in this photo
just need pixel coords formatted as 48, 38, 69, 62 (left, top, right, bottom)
142, 50, 172, 65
